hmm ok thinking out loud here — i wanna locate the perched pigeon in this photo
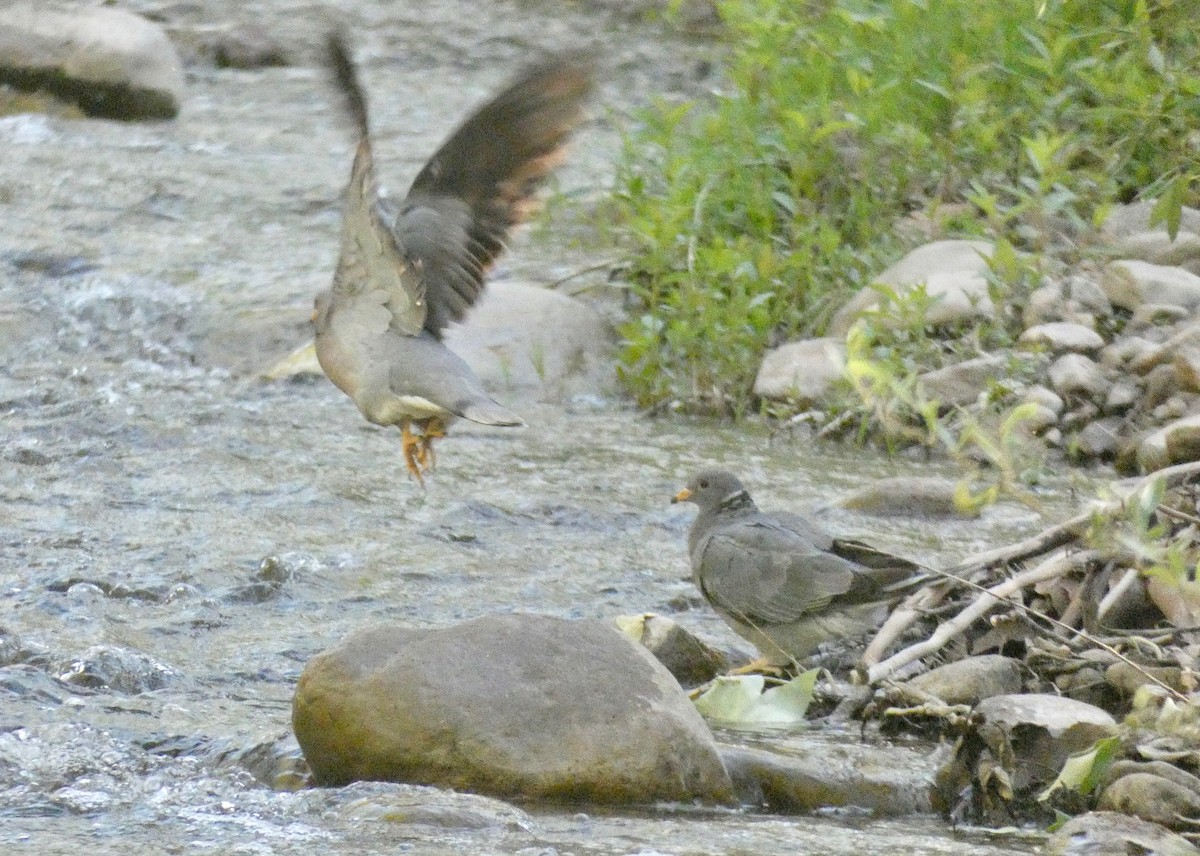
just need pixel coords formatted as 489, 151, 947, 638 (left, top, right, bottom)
673, 469, 924, 670
314, 32, 592, 483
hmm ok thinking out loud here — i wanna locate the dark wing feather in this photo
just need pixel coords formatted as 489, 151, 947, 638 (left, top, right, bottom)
325, 31, 425, 335
400, 56, 593, 337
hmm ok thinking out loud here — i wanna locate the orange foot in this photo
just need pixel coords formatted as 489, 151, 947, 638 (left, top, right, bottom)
416, 419, 446, 472
400, 421, 426, 487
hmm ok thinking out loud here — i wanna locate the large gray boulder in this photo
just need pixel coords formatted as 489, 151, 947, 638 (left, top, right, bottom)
0, 4, 184, 120
292, 615, 736, 805
1101, 200, 1200, 276
261, 281, 614, 401
829, 240, 994, 335
1102, 260, 1200, 313
443, 280, 615, 400
752, 337, 846, 404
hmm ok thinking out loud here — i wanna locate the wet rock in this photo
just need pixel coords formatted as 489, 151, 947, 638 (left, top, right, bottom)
335, 780, 535, 830
1075, 417, 1122, 460
720, 740, 937, 815
56, 645, 178, 694
1103, 760, 1200, 798
1138, 415, 1200, 472
1061, 402, 1100, 431
1130, 303, 1194, 331
613, 613, 727, 688
0, 4, 184, 120
903, 656, 1023, 706
292, 615, 736, 805
1153, 395, 1199, 423
1102, 260, 1200, 313
837, 476, 972, 518
1102, 199, 1200, 276
0, 664, 72, 705
209, 24, 291, 69
1019, 322, 1104, 354
829, 239, 994, 335
1022, 276, 1113, 328
1023, 385, 1065, 415
973, 693, 1116, 792
1021, 404, 1060, 436
1045, 810, 1200, 856
1128, 323, 1200, 375
225, 553, 318, 603
1104, 380, 1139, 414
1101, 336, 1160, 372
443, 281, 616, 400
917, 354, 1004, 408
1142, 364, 1183, 410
1165, 419, 1200, 466
1048, 354, 1110, 400
1098, 772, 1200, 830
752, 337, 846, 405
1174, 346, 1200, 393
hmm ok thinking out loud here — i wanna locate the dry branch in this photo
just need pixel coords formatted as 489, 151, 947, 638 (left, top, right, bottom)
867, 551, 1101, 684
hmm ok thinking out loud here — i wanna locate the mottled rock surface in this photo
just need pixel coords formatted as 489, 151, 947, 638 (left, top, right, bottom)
293, 615, 736, 805
0, 4, 184, 119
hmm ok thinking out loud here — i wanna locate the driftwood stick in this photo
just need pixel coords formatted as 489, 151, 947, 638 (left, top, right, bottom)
1119, 461, 1200, 496
862, 584, 949, 667
866, 551, 1098, 685
1096, 567, 1141, 626
945, 462, 1200, 576
946, 510, 1096, 575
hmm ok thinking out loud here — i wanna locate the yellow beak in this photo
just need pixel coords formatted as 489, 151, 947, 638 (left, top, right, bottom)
671, 487, 691, 504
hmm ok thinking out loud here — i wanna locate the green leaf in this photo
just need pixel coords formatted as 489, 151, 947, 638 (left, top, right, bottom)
693, 669, 818, 727
1131, 475, 1167, 534
1037, 736, 1121, 802
1149, 178, 1186, 241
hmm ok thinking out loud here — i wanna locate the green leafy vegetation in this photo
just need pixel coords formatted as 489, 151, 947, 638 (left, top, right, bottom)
610, 0, 1200, 416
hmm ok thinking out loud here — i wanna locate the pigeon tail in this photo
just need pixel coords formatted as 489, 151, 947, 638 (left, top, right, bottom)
457, 398, 524, 427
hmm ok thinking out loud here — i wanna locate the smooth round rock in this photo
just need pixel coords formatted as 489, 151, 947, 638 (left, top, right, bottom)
753, 337, 846, 404
1019, 322, 1105, 354
0, 4, 184, 119
1045, 811, 1199, 856
903, 655, 1023, 706
829, 240, 994, 334
293, 615, 736, 805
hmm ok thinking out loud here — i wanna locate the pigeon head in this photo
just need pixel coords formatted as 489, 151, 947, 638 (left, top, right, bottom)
672, 469, 753, 512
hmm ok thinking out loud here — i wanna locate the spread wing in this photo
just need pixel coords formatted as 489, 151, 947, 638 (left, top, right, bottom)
400, 55, 592, 337
326, 32, 425, 337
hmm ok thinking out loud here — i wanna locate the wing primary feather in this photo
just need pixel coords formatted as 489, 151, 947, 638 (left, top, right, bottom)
325, 30, 370, 140
400, 54, 593, 337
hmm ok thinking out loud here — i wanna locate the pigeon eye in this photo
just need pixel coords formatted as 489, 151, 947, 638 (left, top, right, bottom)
699, 479, 709, 489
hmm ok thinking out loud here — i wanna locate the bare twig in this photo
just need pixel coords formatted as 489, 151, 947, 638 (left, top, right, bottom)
547, 258, 622, 291
866, 550, 1191, 703
862, 583, 949, 667
1119, 461, 1200, 497
866, 552, 1094, 684
944, 462, 1200, 576
1156, 503, 1200, 528
945, 509, 1096, 575
1096, 567, 1142, 626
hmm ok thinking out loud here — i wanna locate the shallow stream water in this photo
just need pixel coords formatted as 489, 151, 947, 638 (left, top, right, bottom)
1, 1, 1094, 852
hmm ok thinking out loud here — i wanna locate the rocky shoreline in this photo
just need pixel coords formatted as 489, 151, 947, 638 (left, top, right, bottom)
4, 4, 1200, 856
